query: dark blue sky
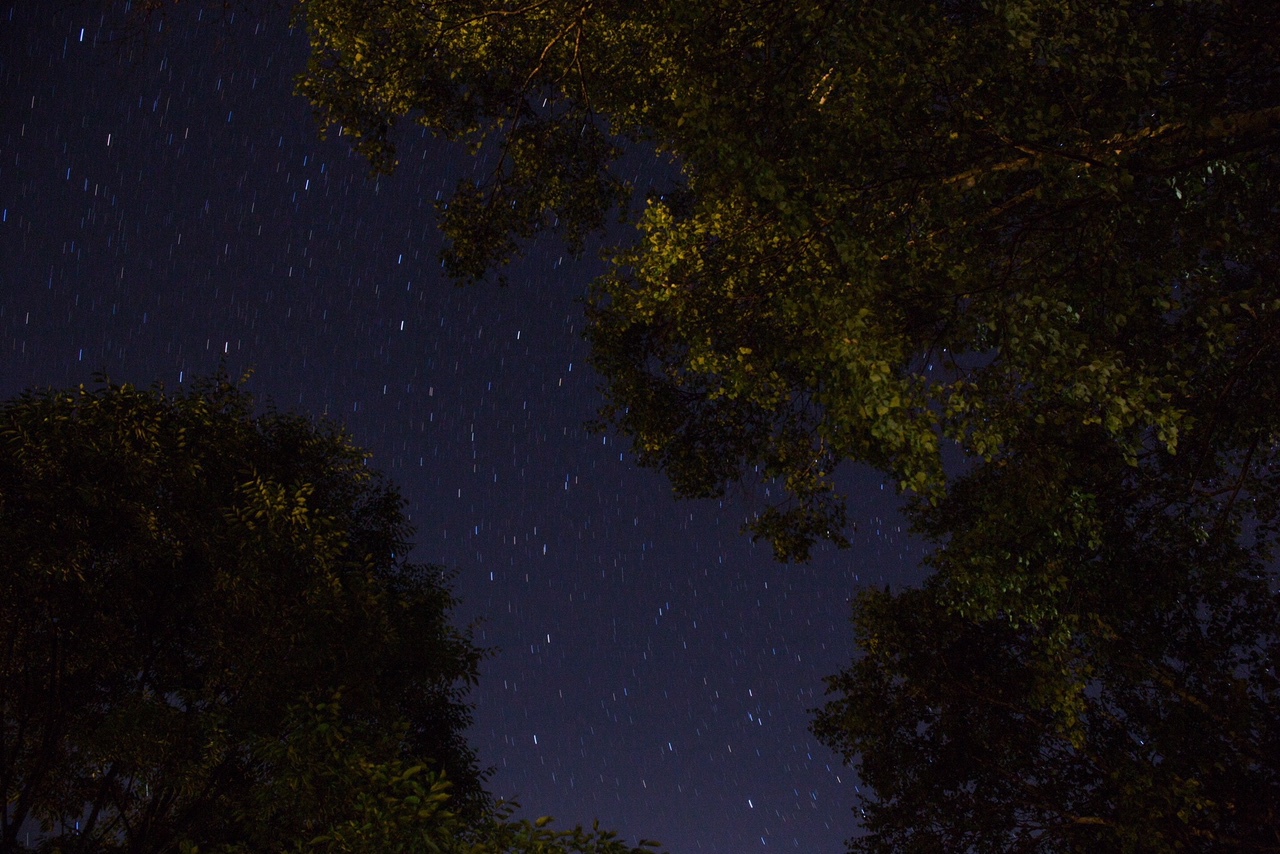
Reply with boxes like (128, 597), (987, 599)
(0, 3), (924, 850)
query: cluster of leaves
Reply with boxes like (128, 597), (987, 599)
(0, 376), (485, 851)
(297, 0), (634, 282)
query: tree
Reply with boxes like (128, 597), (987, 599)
(0, 375), (486, 851)
(281, 1), (1280, 847)
(813, 427), (1280, 851)
(799, 180), (1280, 848)
(296, 0), (1279, 557)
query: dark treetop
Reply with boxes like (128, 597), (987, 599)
(0, 377), (483, 849)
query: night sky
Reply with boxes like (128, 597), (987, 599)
(1, 3), (925, 850)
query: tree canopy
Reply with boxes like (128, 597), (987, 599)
(0, 375), (484, 849)
(814, 428), (1280, 850)
(298, 0), (1279, 558)
(285, 0), (1280, 848)
(0, 376), (662, 853)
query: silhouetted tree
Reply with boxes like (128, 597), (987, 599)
(815, 425), (1280, 850)
(0, 376), (484, 851)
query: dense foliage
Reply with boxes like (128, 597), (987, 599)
(0, 377), (486, 851)
(299, 0), (1279, 559)
(814, 427), (1280, 850)
(179, 0), (1280, 848)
